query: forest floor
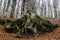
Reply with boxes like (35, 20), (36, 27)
(0, 17), (60, 40)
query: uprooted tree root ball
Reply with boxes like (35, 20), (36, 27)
(3, 15), (58, 38)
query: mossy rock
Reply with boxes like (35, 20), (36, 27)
(3, 15), (58, 38)
(4, 28), (18, 33)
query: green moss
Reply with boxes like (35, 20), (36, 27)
(3, 14), (58, 38)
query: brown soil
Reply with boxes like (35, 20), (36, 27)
(0, 18), (60, 40)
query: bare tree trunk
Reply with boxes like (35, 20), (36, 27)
(18, 0), (23, 18)
(0, 0), (60, 19)
(14, 0), (19, 19)
(0, 0), (4, 16)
